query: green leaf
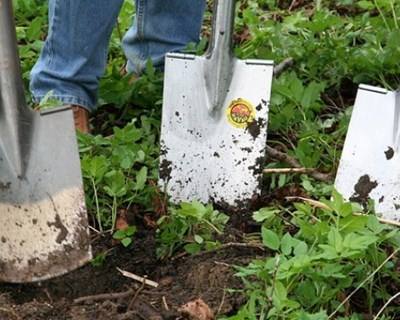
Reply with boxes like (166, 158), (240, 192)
(253, 208), (278, 222)
(26, 16), (43, 41)
(293, 241), (308, 256)
(125, 226), (137, 237)
(184, 243), (201, 254)
(135, 166), (148, 190)
(301, 81), (324, 110)
(280, 233), (294, 256)
(121, 237), (132, 247)
(262, 227), (280, 251)
(272, 281), (287, 309)
(194, 234), (204, 244)
(328, 229), (343, 252)
(104, 170), (127, 197)
(113, 230), (126, 240)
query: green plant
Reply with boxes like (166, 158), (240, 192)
(225, 190), (400, 319)
(79, 117), (159, 232)
(156, 201), (229, 258)
(113, 225), (137, 247)
(91, 252), (108, 268)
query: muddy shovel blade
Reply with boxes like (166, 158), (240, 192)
(0, 107), (92, 283)
(0, 0), (91, 283)
(159, 54), (273, 206)
(159, 0), (273, 207)
(335, 84), (400, 222)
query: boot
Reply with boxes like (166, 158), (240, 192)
(71, 105), (90, 133)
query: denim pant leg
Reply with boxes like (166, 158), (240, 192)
(123, 0), (206, 75)
(30, 0), (124, 111)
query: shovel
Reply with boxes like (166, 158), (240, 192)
(159, 0), (274, 207)
(0, 0), (92, 283)
(335, 84), (400, 222)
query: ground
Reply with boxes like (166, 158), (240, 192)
(0, 222), (261, 320)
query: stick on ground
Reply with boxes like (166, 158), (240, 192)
(117, 267), (159, 288)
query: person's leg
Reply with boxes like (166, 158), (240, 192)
(122, 0), (206, 75)
(30, 0), (124, 112)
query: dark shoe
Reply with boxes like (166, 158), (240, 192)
(71, 105), (90, 133)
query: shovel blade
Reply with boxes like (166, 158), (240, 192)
(159, 54), (273, 207)
(0, 107), (92, 283)
(335, 84), (400, 222)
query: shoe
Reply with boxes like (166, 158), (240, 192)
(71, 105), (90, 133)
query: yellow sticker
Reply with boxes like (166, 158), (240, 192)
(226, 98), (256, 128)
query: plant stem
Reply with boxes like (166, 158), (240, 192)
(373, 291), (400, 319)
(374, 0), (391, 31)
(91, 178), (103, 233)
(111, 196), (117, 233)
(328, 248), (400, 319)
(390, 0), (398, 29)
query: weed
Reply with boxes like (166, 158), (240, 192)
(113, 225), (137, 247)
(156, 201), (229, 258)
(224, 191), (400, 319)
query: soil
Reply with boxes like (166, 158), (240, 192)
(385, 147), (394, 160)
(350, 174), (378, 209)
(0, 224), (266, 320)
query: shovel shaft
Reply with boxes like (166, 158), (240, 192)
(206, 0), (236, 59)
(0, 0), (29, 114)
(0, 0), (34, 176)
(204, 0), (236, 113)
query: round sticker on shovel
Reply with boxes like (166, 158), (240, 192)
(226, 98), (256, 128)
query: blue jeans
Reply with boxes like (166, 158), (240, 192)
(30, 0), (206, 112)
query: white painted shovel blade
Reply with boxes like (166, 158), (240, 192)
(159, 53), (273, 207)
(335, 84), (400, 222)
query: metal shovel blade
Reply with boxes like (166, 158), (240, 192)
(0, 107), (92, 283)
(0, 0), (91, 283)
(159, 54), (273, 206)
(335, 84), (400, 222)
(0, 108), (91, 282)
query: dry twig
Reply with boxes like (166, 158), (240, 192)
(117, 267), (159, 288)
(266, 145), (334, 182)
(286, 196), (400, 228)
(264, 167), (316, 174)
(328, 248), (400, 319)
(162, 296), (170, 311)
(373, 291), (400, 320)
(0, 307), (21, 320)
(128, 279), (146, 310)
(74, 289), (134, 304)
(273, 57), (294, 77)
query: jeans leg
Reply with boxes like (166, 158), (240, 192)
(30, 0), (124, 111)
(122, 0), (206, 75)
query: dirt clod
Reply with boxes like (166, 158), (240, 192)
(385, 147), (394, 160)
(178, 298), (215, 320)
(159, 159), (173, 181)
(246, 118), (266, 140)
(350, 175), (378, 208)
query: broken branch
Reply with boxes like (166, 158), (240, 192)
(273, 57), (294, 78)
(263, 167), (315, 174)
(266, 145), (334, 182)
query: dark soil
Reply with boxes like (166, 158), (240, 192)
(350, 174), (378, 209)
(0, 226), (265, 320)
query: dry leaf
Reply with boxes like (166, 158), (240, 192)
(116, 209), (129, 230)
(178, 298), (215, 320)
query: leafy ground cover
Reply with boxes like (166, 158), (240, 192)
(2, 0), (400, 319)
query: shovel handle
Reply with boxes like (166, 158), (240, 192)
(0, 0), (29, 114)
(0, 0), (34, 176)
(203, 0), (236, 113)
(206, 0), (236, 59)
